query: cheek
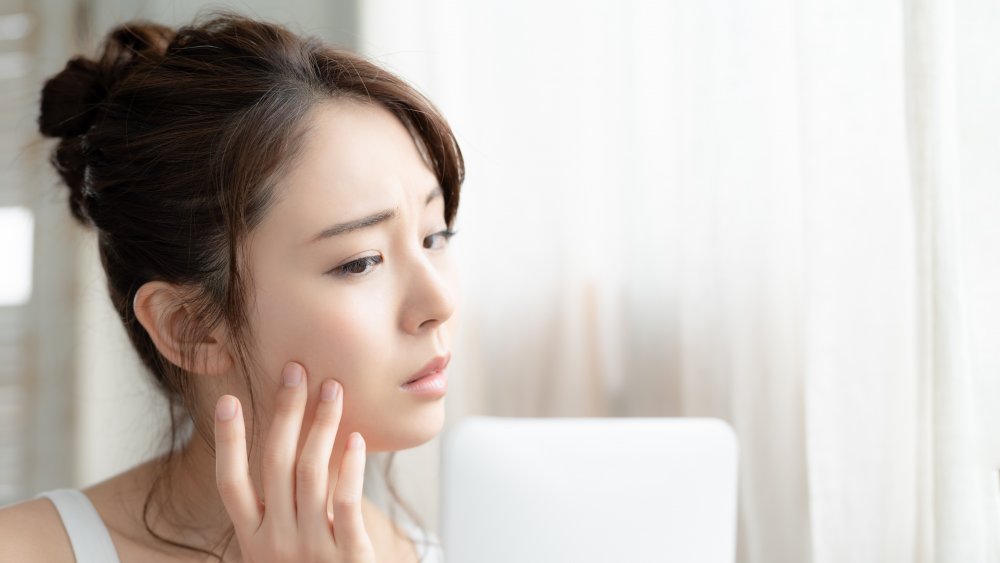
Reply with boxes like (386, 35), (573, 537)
(250, 282), (391, 389)
(299, 305), (385, 379)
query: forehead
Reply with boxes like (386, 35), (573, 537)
(261, 99), (440, 235)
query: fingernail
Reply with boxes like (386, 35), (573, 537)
(216, 396), (237, 421)
(349, 432), (364, 450)
(321, 380), (340, 402)
(283, 363), (303, 387)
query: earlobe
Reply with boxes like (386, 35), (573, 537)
(133, 281), (235, 376)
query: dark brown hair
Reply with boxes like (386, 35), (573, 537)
(38, 11), (463, 561)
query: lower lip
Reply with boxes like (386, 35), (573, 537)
(400, 370), (448, 397)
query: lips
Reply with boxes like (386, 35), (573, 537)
(403, 352), (451, 385)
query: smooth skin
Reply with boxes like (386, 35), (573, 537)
(0, 98), (458, 562)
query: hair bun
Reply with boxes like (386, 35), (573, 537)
(38, 22), (175, 139)
(38, 22), (176, 226)
(38, 56), (103, 138)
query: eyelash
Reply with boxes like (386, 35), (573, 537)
(329, 229), (458, 278)
(333, 255), (383, 277)
(424, 228), (458, 250)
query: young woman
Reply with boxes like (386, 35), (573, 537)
(0, 11), (462, 563)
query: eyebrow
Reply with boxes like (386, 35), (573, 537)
(310, 186), (443, 242)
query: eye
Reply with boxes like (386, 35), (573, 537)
(424, 229), (458, 250)
(329, 254), (383, 278)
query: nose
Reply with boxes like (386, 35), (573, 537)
(400, 251), (457, 334)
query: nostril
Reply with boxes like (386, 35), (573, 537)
(418, 318), (442, 330)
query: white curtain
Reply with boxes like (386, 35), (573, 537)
(359, 1), (1000, 561)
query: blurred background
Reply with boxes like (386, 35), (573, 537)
(1, 0), (998, 561)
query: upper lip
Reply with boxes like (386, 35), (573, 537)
(403, 352), (451, 385)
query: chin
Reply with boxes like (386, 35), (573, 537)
(365, 399), (446, 453)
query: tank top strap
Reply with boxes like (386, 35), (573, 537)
(35, 488), (121, 563)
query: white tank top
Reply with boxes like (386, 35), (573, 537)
(36, 489), (120, 563)
(36, 488), (445, 562)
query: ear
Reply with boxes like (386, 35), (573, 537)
(133, 281), (234, 376)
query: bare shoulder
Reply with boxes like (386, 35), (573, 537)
(0, 497), (74, 562)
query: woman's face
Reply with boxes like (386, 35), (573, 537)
(243, 99), (459, 453)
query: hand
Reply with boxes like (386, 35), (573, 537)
(213, 362), (376, 562)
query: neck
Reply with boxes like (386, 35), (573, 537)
(133, 421), (361, 560)
(136, 433), (243, 557)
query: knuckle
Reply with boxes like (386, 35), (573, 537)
(263, 526), (296, 559)
(295, 460), (324, 486)
(270, 544), (296, 561)
(272, 544), (295, 560)
(313, 402), (341, 425)
(332, 494), (359, 512)
(274, 391), (304, 416)
(260, 446), (288, 471)
(301, 546), (319, 562)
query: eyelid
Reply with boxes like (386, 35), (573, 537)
(423, 228), (455, 250)
(326, 228), (456, 278)
(426, 228), (458, 247)
(328, 254), (382, 278)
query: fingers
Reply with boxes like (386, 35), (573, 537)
(215, 365), (376, 561)
(214, 395), (262, 534)
(296, 379), (343, 541)
(260, 362), (309, 525)
(330, 432), (372, 551)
